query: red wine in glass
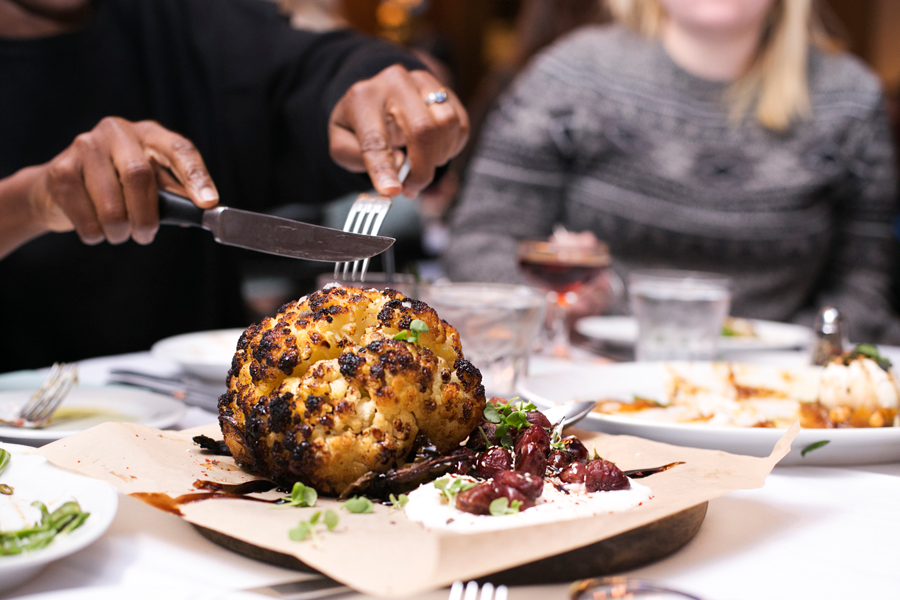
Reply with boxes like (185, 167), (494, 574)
(517, 242), (610, 294)
(517, 240), (612, 356)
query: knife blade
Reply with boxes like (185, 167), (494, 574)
(158, 189), (395, 262)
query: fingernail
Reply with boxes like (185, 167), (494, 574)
(200, 187), (218, 203)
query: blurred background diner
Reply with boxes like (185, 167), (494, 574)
(267, 0), (900, 350)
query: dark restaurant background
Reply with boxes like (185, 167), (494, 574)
(242, 0), (900, 319)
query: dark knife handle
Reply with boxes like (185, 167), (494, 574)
(158, 189), (205, 228)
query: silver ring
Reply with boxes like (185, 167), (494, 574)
(424, 89), (449, 106)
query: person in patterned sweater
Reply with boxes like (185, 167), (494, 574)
(444, 0), (900, 344)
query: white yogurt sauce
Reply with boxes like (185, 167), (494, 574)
(0, 493), (43, 533)
(404, 475), (653, 533)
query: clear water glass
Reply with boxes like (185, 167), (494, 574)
(424, 283), (546, 398)
(628, 270), (731, 362)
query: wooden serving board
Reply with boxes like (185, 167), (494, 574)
(193, 501), (707, 585)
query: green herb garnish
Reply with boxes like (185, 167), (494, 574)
(847, 344), (892, 371)
(483, 399), (539, 449)
(721, 324), (737, 337)
(288, 509), (339, 543)
(0, 448), (9, 476)
(800, 440), (830, 457)
(393, 319), (429, 344)
(283, 482), (317, 507)
(488, 497), (523, 516)
(342, 496), (374, 514)
(549, 420), (566, 451)
(434, 476), (477, 502)
(388, 493), (409, 510)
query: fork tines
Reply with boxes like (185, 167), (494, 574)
(19, 362), (78, 425)
(333, 193), (392, 283)
(448, 581), (508, 600)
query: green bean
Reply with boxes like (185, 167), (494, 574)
(0, 498), (90, 556)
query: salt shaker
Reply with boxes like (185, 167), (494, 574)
(812, 306), (844, 366)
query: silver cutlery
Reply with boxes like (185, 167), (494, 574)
(0, 362), (78, 428)
(242, 577), (355, 600)
(107, 369), (224, 412)
(158, 190), (395, 262)
(448, 581), (508, 600)
(538, 400), (596, 429)
(333, 158), (410, 282)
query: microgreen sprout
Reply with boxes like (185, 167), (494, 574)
(288, 509), (339, 543)
(488, 497), (523, 516)
(483, 398), (538, 449)
(393, 319), (429, 344)
(549, 420), (566, 451)
(591, 447), (602, 461)
(282, 482), (317, 507)
(342, 496), (374, 514)
(388, 493), (409, 510)
(434, 476), (477, 503)
(801, 440), (830, 457)
(846, 344), (892, 371)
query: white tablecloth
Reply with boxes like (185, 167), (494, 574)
(3, 352), (899, 600)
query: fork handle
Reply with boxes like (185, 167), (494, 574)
(158, 189), (206, 228)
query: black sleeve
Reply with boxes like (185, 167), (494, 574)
(119, 0), (426, 209)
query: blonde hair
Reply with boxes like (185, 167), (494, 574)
(606, 0), (841, 130)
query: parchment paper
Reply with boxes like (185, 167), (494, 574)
(39, 421), (799, 597)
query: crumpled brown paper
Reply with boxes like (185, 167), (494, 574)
(39, 421), (798, 597)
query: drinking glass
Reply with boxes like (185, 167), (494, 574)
(424, 283), (546, 398)
(628, 270), (731, 362)
(517, 240), (614, 356)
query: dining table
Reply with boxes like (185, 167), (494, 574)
(1, 345), (899, 600)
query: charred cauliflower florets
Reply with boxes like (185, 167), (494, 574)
(219, 285), (486, 494)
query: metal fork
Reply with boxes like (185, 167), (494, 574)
(448, 581), (508, 600)
(333, 158), (410, 283)
(2, 362), (78, 428)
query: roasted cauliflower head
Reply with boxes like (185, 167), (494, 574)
(219, 284), (486, 494)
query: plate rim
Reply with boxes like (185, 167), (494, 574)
(574, 316), (814, 351)
(0, 385), (186, 442)
(150, 327), (246, 368)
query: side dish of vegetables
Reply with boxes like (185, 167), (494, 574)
(0, 448), (91, 556)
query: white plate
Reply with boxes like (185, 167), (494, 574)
(575, 316), (814, 352)
(151, 328), (245, 381)
(0, 374), (186, 446)
(0, 443), (118, 592)
(15, 586), (271, 600)
(518, 362), (900, 466)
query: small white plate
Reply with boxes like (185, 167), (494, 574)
(575, 316), (814, 352)
(14, 586), (270, 600)
(518, 362), (900, 466)
(0, 443), (118, 593)
(151, 328), (245, 381)
(0, 375), (186, 446)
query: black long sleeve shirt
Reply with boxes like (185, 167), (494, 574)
(0, 0), (423, 370)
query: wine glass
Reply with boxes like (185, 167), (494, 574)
(516, 238), (613, 357)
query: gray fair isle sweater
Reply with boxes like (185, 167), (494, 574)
(444, 25), (900, 344)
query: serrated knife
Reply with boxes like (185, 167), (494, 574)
(158, 189), (394, 262)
